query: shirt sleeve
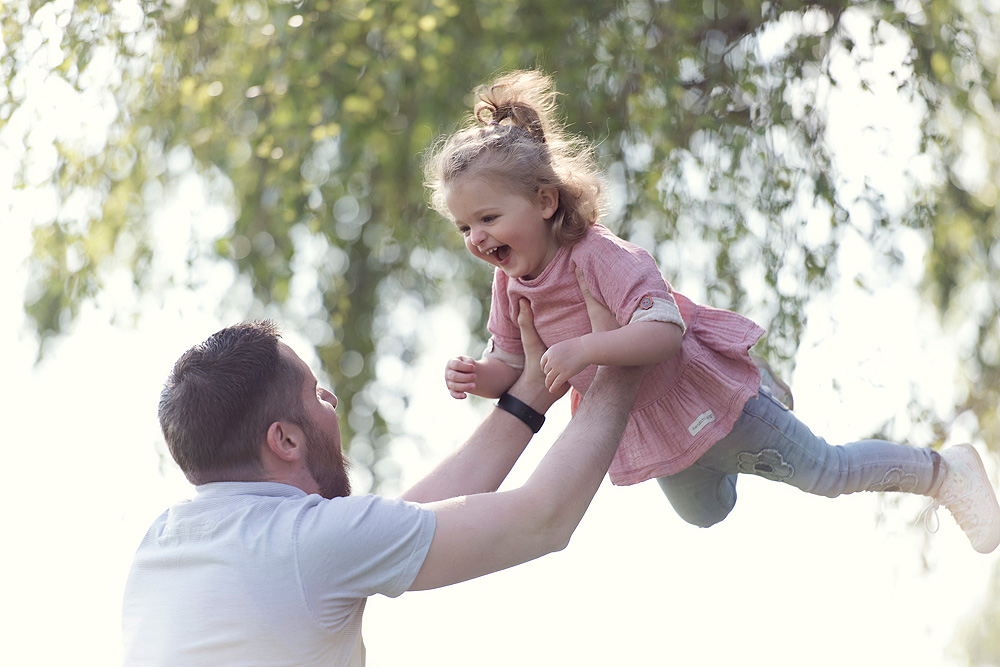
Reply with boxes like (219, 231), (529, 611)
(486, 268), (524, 358)
(574, 231), (686, 333)
(482, 336), (525, 370)
(627, 295), (686, 333)
(295, 495), (436, 628)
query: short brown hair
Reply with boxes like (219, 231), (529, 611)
(158, 320), (306, 484)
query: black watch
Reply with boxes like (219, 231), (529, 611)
(496, 392), (546, 433)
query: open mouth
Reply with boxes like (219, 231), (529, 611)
(485, 245), (511, 263)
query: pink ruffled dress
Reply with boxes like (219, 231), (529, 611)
(484, 224), (764, 485)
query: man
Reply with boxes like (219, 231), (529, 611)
(122, 282), (645, 666)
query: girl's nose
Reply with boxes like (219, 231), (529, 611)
(468, 226), (487, 246)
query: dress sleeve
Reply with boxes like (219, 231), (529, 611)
(485, 268), (525, 358)
(627, 296), (686, 333)
(573, 232), (686, 333)
(482, 336), (526, 370)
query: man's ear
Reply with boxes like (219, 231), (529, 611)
(265, 421), (305, 462)
(537, 187), (559, 220)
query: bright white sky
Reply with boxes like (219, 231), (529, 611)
(2, 4), (998, 665)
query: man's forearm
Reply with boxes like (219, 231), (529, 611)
(406, 363), (643, 591)
(516, 364), (644, 548)
(400, 374), (558, 504)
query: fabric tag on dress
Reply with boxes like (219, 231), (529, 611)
(688, 410), (715, 436)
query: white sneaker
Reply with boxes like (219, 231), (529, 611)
(918, 444), (1000, 554)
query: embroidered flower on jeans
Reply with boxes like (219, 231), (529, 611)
(737, 449), (794, 482)
(866, 468), (918, 493)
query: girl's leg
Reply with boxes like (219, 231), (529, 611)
(655, 385), (940, 527)
(656, 465), (737, 528)
(655, 385), (999, 551)
(694, 385), (999, 552)
(700, 385), (944, 498)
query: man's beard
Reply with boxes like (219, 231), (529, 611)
(302, 418), (352, 499)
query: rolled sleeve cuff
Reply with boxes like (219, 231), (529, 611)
(483, 337), (525, 370)
(629, 296), (686, 334)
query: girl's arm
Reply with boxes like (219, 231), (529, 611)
(541, 319), (682, 393)
(445, 354), (522, 399)
(580, 320), (683, 365)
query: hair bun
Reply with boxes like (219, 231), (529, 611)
(476, 101), (546, 143)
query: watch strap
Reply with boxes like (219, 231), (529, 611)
(496, 392), (545, 433)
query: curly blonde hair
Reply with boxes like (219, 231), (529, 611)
(424, 70), (604, 247)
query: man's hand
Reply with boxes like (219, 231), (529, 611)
(575, 266), (618, 334)
(540, 267), (620, 393)
(517, 298), (569, 400)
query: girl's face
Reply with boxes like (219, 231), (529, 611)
(445, 175), (560, 280)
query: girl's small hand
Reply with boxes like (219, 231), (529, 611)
(540, 338), (589, 394)
(445, 356), (478, 399)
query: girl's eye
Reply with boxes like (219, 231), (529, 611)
(457, 225), (470, 235)
(481, 215), (496, 223)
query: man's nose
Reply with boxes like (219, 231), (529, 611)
(321, 388), (338, 408)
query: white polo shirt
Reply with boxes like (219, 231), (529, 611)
(122, 482), (435, 666)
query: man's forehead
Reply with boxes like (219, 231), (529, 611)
(278, 342), (316, 381)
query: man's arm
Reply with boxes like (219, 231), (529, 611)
(407, 286), (645, 591)
(400, 375), (557, 504)
(408, 360), (642, 590)
(402, 304), (563, 504)
(404, 268), (618, 504)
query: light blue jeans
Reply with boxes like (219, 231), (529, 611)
(656, 385), (944, 527)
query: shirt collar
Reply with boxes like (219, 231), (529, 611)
(194, 481), (308, 500)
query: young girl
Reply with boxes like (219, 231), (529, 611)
(424, 70), (1000, 554)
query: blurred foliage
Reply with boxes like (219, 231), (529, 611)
(3, 0), (1000, 497)
(955, 561), (1000, 664)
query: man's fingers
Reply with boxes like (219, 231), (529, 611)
(517, 298), (543, 354)
(516, 298), (534, 332)
(574, 265), (617, 333)
(575, 266), (593, 302)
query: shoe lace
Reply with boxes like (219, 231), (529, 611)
(917, 488), (982, 535)
(916, 501), (942, 534)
